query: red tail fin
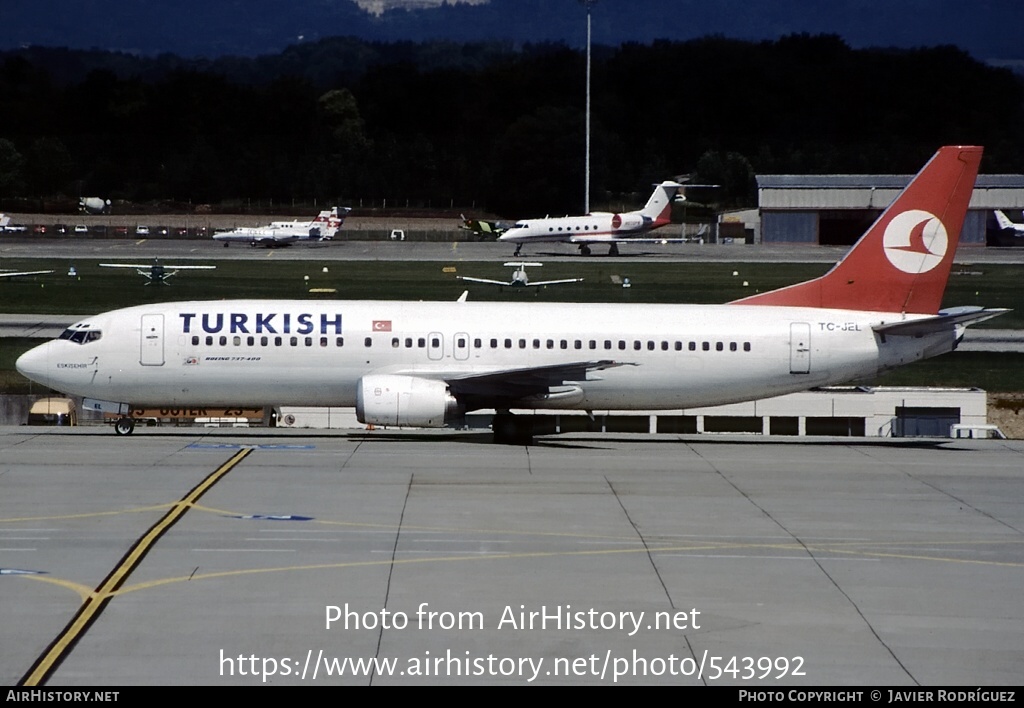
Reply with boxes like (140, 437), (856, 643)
(732, 146), (982, 314)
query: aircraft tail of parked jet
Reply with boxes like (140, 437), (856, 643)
(638, 179), (685, 228)
(733, 145), (982, 315)
(993, 209), (1024, 234)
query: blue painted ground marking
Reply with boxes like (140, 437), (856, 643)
(1, 568), (47, 575)
(227, 515), (315, 521)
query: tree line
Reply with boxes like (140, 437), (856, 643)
(1, 34), (1022, 217)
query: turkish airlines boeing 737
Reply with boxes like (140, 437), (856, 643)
(16, 146), (1004, 443)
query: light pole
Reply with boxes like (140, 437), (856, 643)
(580, 0), (597, 215)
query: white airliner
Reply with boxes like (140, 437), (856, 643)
(16, 146), (1005, 442)
(457, 262), (583, 287)
(212, 207), (350, 247)
(993, 209), (1024, 236)
(498, 181), (685, 256)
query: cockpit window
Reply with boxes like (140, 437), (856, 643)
(58, 328), (102, 344)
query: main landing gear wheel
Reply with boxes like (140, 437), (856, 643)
(608, 243), (620, 256)
(114, 417), (136, 436)
(578, 244), (592, 256)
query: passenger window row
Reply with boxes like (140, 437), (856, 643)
(190, 334), (753, 353)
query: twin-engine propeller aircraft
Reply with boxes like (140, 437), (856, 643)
(212, 207), (350, 247)
(457, 262), (583, 288)
(17, 147), (1006, 443)
(498, 180), (686, 256)
(99, 259), (216, 285)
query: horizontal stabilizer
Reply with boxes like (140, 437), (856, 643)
(872, 307), (1010, 337)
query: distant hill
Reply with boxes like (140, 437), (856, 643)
(2, 0), (1022, 62)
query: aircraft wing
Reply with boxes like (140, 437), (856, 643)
(525, 278), (584, 286)
(213, 231), (297, 245)
(442, 360), (628, 405)
(99, 263), (215, 269)
(0, 269), (55, 278)
(567, 234), (689, 244)
(456, 276), (514, 286)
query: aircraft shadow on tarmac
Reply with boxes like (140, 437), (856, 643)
(22, 428), (974, 452)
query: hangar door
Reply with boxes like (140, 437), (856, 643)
(893, 407), (960, 437)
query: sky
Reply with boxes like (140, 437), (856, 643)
(2, 0), (1022, 63)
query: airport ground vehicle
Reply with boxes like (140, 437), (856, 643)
(26, 397), (78, 426)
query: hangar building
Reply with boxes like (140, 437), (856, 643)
(757, 173), (1024, 246)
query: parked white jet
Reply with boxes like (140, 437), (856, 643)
(213, 207), (350, 247)
(457, 262), (583, 287)
(17, 146), (1004, 443)
(498, 181), (685, 256)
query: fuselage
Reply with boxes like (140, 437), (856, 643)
(498, 211), (661, 245)
(212, 221), (322, 245)
(15, 299), (953, 414)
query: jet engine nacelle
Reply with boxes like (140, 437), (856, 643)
(356, 374), (462, 428)
(610, 213), (645, 230)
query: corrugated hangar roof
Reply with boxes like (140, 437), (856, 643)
(757, 174), (1024, 210)
(757, 175), (1024, 189)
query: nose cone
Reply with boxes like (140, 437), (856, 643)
(16, 343), (50, 386)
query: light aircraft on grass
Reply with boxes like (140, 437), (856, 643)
(16, 146), (1005, 443)
(498, 180), (687, 257)
(457, 262), (583, 288)
(0, 268), (54, 279)
(0, 250), (54, 279)
(99, 260), (216, 285)
(212, 207), (350, 247)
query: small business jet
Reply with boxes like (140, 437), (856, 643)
(16, 147), (1005, 443)
(498, 180), (686, 256)
(99, 259), (216, 285)
(457, 262), (583, 288)
(213, 207), (350, 247)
